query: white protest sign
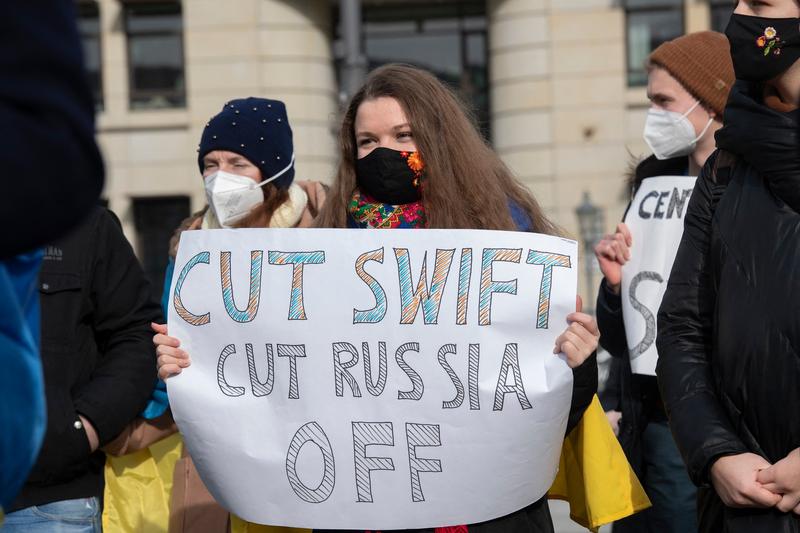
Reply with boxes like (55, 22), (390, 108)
(167, 228), (578, 530)
(622, 176), (696, 376)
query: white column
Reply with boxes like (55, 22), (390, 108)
(255, 0), (339, 184)
(488, 0), (554, 218)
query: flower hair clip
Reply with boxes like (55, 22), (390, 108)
(757, 27), (782, 56)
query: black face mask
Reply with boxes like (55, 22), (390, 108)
(726, 13), (800, 82)
(355, 147), (424, 205)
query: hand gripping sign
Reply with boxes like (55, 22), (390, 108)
(621, 176), (697, 376)
(167, 228), (578, 530)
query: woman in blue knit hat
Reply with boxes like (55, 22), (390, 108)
(104, 97), (323, 533)
(188, 96), (325, 231)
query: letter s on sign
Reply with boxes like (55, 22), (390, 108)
(628, 271), (663, 359)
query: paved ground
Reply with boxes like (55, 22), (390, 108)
(549, 500), (611, 533)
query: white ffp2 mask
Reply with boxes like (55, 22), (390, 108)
(203, 154), (295, 228)
(643, 101), (713, 160)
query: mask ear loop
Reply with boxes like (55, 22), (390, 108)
(257, 153), (296, 188)
(694, 115), (715, 144)
(680, 99), (701, 119)
(682, 99), (715, 144)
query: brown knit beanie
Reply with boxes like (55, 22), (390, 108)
(649, 31), (734, 116)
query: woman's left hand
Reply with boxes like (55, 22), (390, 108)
(554, 296), (600, 368)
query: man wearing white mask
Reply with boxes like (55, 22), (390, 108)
(594, 31), (734, 533)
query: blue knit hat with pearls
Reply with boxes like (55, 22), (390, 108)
(198, 97), (295, 189)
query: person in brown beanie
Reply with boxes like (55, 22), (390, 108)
(593, 31), (734, 533)
(644, 31), (733, 175)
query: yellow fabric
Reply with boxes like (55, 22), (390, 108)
(103, 433), (183, 532)
(548, 396), (651, 532)
(230, 515), (309, 533)
(102, 433), (308, 533)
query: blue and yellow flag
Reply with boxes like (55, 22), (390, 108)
(548, 396), (651, 531)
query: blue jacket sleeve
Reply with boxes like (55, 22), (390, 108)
(0, 253), (46, 509)
(141, 258), (176, 420)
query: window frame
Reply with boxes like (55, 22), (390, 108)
(624, 0), (685, 87)
(77, 0), (104, 111)
(131, 195), (191, 302)
(123, 1), (187, 110)
(335, 0), (491, 139)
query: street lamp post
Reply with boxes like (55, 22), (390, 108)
(574, 191), (604, 314)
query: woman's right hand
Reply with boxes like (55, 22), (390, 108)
(152, 322), (191, 380)
(593, 222), (632, 294)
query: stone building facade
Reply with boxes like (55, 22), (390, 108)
(79, 0), (728, 298)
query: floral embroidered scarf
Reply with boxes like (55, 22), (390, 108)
(347, 189), (427, 229)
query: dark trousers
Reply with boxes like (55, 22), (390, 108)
(613, 420), (697, 533)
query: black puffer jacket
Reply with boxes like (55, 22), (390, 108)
(596, 154), (687, 477)
(656, 81), (800, 532)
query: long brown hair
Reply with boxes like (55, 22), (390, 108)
(316, 64), (559, 235)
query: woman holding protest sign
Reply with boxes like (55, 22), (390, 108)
(315, 63), (601, 532)
(104, 97), (323, 533)
(594, 32), (734, 533)
(657, 1), (800, 531)
(155, 64), (600, 533)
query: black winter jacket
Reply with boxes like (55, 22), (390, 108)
(657, 81), (800, 532)
(596, 154), (687, 476)
(11, 208), (162, 510)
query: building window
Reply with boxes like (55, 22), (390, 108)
(124, 2), (186, 110)
(77, 1), (103, 111)
(335, 1), (490, 139)
(710, 0), (734, 32)
(625, 0), (684, 86)
(132, 196), (191, 302)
